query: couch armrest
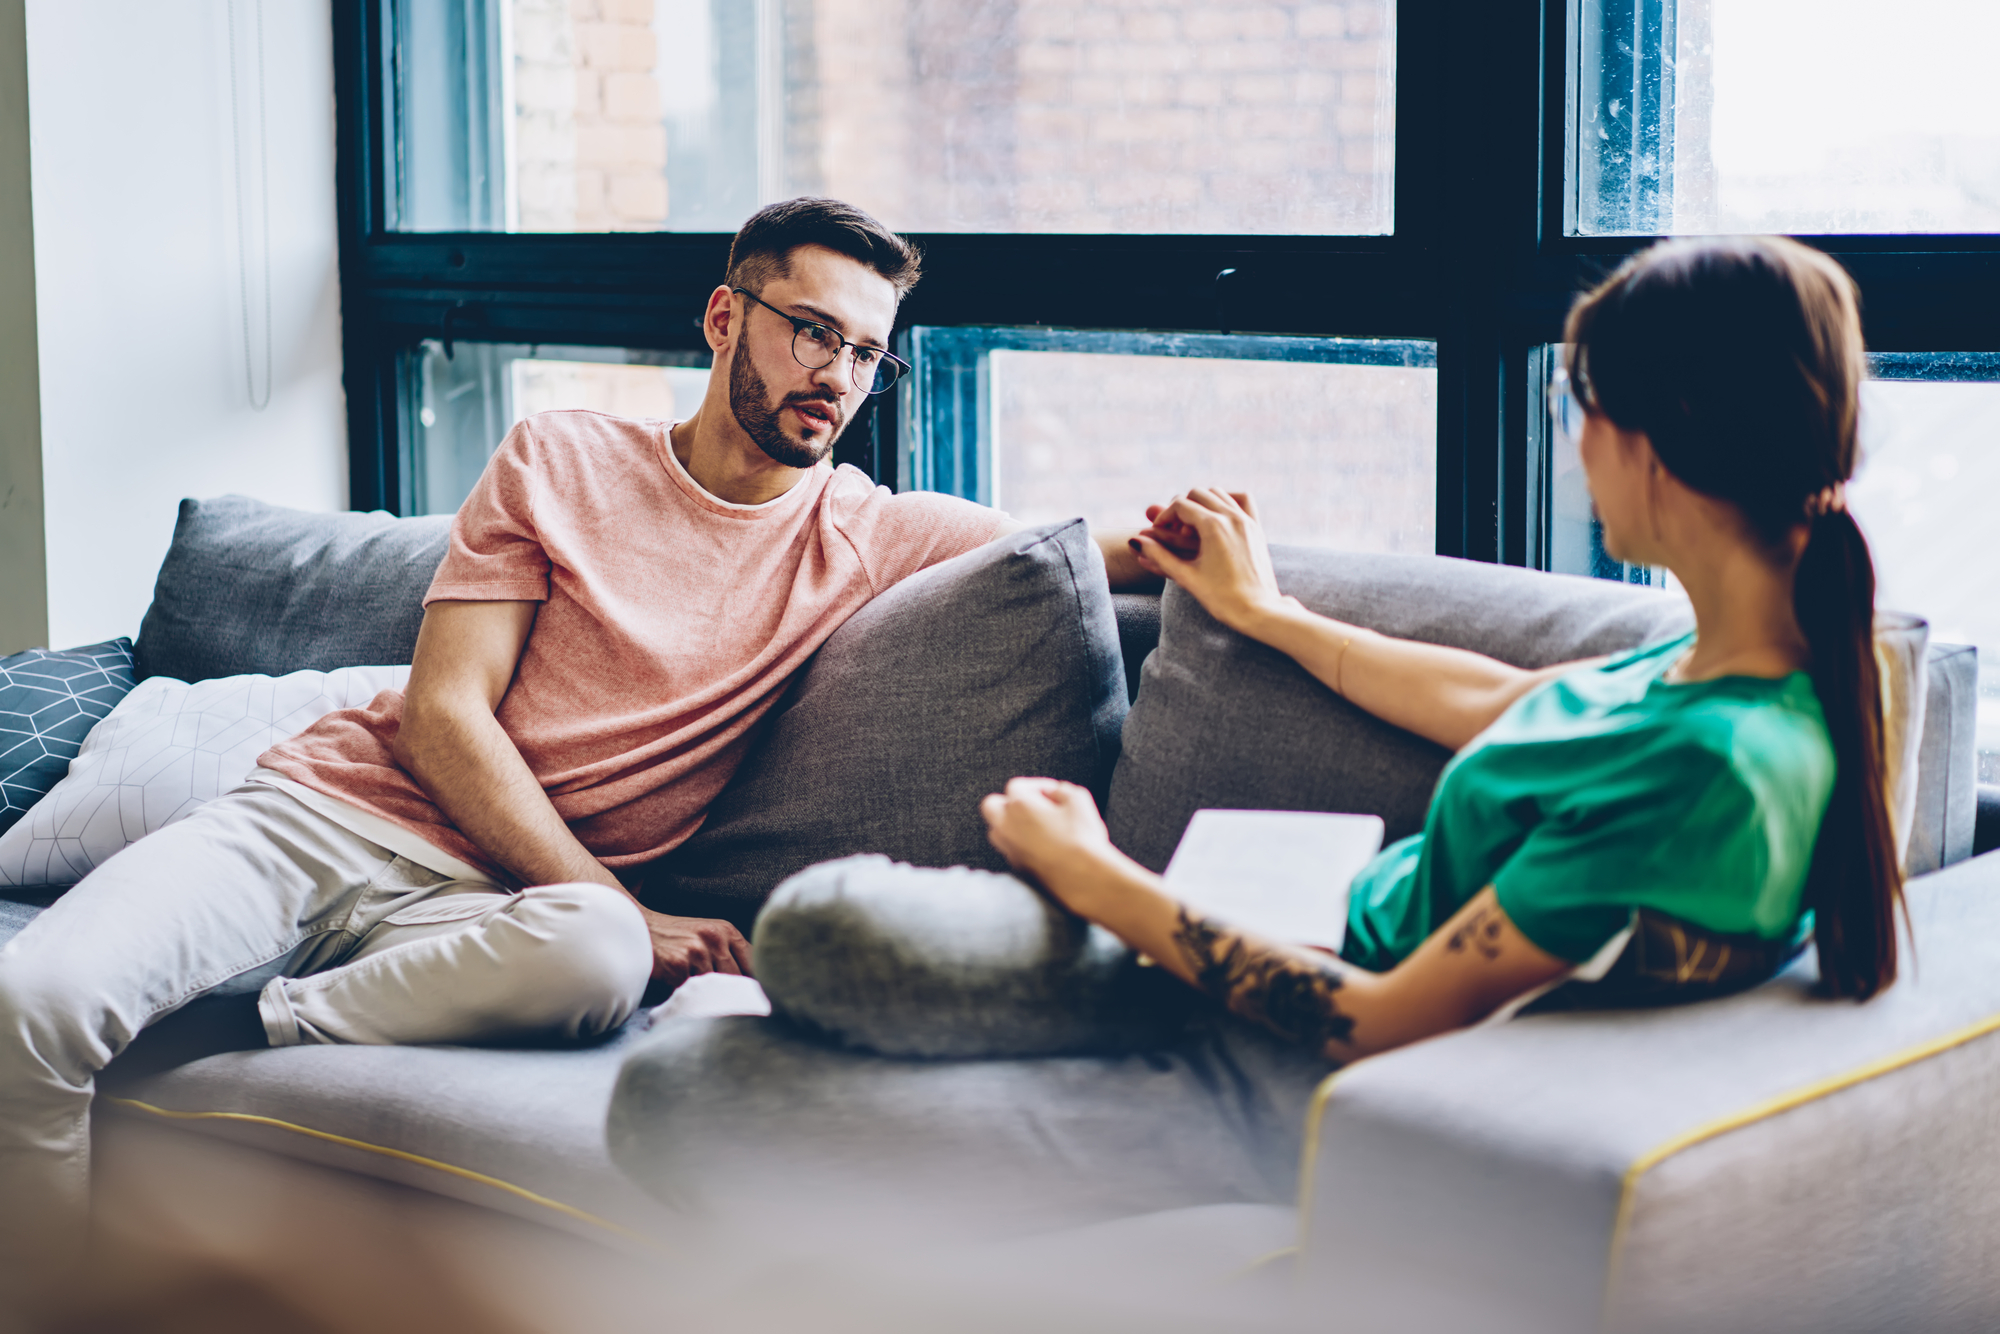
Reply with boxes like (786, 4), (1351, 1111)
(1294, 852), (2000, 1334)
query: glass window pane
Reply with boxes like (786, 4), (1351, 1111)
(406, 340), (711, 515)
(905, 329), (1435, 551)
(1574, 0), (2000, 235)
(393, 0), (1396, 235)
(1849, 360), (2000, 783)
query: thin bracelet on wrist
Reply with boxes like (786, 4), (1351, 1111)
(1334, 634), (1355, 697)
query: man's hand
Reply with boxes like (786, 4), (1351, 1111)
(642, 908), (755, 987)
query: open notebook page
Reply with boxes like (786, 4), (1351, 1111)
(1161, 809), (1385, 953)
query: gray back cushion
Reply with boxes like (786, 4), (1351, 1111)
(134, 496), (452, 683)
(644, 520), (1127, 931)
(1108, 550), (1695, 872)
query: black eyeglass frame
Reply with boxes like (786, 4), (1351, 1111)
(730, 286), (911, 395)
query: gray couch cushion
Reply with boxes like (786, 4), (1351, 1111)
(643, 520), (1126, 932)
(753, 855), (1197, 1059)
(606, 1008), (1331, 1237)
(134, 496), (451, 683)
(1108, 550), (1695, 872)
(1111, 592), (1162, 704)
(95, 1024), (681, 1245)
(1909, 642), (1979, 873)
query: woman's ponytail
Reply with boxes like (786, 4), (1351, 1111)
(1795, 506), (1902, 998)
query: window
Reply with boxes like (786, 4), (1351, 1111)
(1573, 0), (2000, 235)
(904, 328), (1434, 549)
(388, 0), (1397, 235)
(337, 0), (2000, 628)
(1850, 356), (2000, 781)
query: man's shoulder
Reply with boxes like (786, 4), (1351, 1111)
(820, 465), (992, 528)
(504, 410), (668, 491)
(516, 409), (666, 452)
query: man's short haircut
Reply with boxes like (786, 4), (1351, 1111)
(724, 198), (922, 302)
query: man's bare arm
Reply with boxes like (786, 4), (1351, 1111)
(392, 600), (611, 889)
(391, 600), (751, 983)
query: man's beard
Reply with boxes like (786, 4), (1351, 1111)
(729, 348), (844, 468)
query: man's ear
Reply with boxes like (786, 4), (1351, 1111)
(703, 285), (737, 354)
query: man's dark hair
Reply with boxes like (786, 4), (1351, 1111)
(724, 198), (922, 300)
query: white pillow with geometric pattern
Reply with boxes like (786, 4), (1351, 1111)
(0, 665), (408, 887)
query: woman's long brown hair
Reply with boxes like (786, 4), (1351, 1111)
(1564, 236), (1901, 1000)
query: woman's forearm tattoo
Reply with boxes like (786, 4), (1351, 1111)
(1171, 908), (1356, 1049)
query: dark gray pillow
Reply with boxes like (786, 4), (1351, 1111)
(644, 520), (1127, 932)
(753, 855), (1196, 1059)
(1107, 550), (1694, 873)
(134, 496), (452, 683)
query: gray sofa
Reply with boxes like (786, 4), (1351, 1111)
(1, 494), (1991, 1332)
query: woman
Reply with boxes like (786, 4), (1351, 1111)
(981, 235), (1902, 1065)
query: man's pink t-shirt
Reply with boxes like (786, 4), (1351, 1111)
(258, 410), (1006, 881)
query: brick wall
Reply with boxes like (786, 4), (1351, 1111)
(512, 0), (669, 232)
(799, 0), (1395, 233)
(506, 0), (1395, 235)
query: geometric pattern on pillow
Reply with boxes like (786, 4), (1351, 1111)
(0, 638), (137, 838)
(0, 664), (408, 888)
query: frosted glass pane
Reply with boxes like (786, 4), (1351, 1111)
(990, 351), (1435, 551)
(401, 0), (1397, 235)
(1576, 0), (2000, 235)
(1850, 378), (2000, 781)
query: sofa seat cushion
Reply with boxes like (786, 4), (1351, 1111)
(642, 519), (1127, 932)
(1296, 852), (2000, 1334)
(135, 496), (451, 684)
(606, 1009), (1333, 1238)
(96, 1024), (683, 1247)
(1108, 550), (1695, 873)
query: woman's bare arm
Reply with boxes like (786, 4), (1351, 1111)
(982, 779), (1571, 1062)
(1131, 488), (1600, 752)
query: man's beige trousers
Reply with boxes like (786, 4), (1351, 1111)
(0, 782), (652, 1309)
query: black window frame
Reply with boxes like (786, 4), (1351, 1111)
(333, 0), (2000, 567)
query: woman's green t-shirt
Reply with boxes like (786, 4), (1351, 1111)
(1341, 634), (1837, 971)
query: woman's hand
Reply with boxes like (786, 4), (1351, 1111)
(1129, 489), (1290, 635)
(979, 777), (1117, 913)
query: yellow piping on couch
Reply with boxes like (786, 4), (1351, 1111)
(105, 1095), (659, 1250)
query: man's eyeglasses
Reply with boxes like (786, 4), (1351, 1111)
(732, 287), (910, 395)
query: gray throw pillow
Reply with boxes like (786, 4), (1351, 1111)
(1107, 550), (1694, 873)
(135, 496), (452, 683)
(644, 520), (1127, 930)
(753, 855), (1197, 1059)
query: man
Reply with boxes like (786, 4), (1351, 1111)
(0, 197), (1156, 1301)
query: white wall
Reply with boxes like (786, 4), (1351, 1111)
(27, 0), (346, 649)
(0, 0), (47, 655)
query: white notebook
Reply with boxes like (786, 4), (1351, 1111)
(1161, 809), (1386, 952)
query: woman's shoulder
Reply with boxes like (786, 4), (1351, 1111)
(1649, 675), (1835, 799)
